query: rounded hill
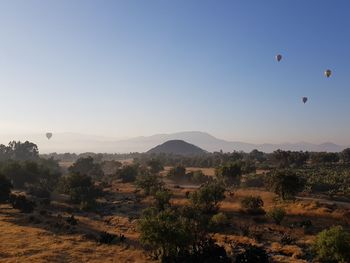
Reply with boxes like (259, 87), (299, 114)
(147, 140), (206, 156)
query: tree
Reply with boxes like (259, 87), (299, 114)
(7, 141), (39, 161)
(68, 156), (104, 180)
(58, 173), (100, 206)
(154, 189), (172, 211)
(167, 165), (186, 180)
(117, 165), (139, 183)
(147, 159), (164, 174)
(314, 226), (350, 263)
(340, 148), (350, 163)
(265, 170), (305, 200)
(138, 207), (193, 260)
(190, 181), (225, 214)
(240, 195), (264, 214)
(135, 171), (163, 195)
(249, 149), (266, 163)
(267, 207), (286, 225)
(0, 173), (12, 202)
(215, 162), (242, 186)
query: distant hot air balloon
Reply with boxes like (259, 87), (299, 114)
(275, 54), (282, 62)
(302, 97), (308, 104)
(325, 69), (332, 78)
(46, 132), (53, 140)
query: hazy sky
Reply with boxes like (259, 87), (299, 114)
(1, 1), (350, 144)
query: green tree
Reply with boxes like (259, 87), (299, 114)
(167, 165), (186, 180)
(68, 156), (104, 180)
(147, 159), (164, 174)
(58, 173), (100, 206)
(215, 162), (242, 186)
(190, 181), (225, 214)
(138, 207), (193, 260)
(154, 189), (172, 211)
(265, 170), (305, 200)
(0, 173), (12, 202)
(314, 226), (350, 263)
(135, 171), (163, 195)
(117, 165), (139, 183)
(340, 148), (350, 163)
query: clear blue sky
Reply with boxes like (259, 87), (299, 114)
(0, 0), (350, 144)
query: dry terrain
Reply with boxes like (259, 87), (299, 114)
(1, 167), (350, 262)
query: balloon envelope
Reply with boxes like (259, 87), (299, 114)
(325, 69), (332, 78)
(276, 54), (282, 62)
(46, 133), (53, 140)
(302, 97), (308, 104)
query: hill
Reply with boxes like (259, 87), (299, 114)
(147, 140), (206, 156)
(0, 131), (346, 153)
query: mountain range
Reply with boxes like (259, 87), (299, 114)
(0, 131), (346, 153)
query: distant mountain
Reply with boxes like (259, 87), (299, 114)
(147, 140), (206, 156)
(0, 131), (346, 153)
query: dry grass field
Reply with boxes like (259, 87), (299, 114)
(1, 165), (350, 263)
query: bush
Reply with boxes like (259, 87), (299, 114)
(240, 195), (264, 214)
(265, 169), (305, 200)
(268, 207), (286, 225)
(58, 173), (101, 208)
(0, 173), (12, 202)
(314, 226), (350, 263)
(135, 171), (163, 196)
(190, 181), (226, 214)
(215, 162), (242, 186)
(138, 207), (193, 260)
(10, 194), (35, 213)
(98, 232), (126, 244)
(154, 188), (172, 211)
(210, 212), (229, 230)
(117, 165), (139, 183)
(234, 244), (269, 263)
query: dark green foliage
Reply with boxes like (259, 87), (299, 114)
(0, 158), (61, 191)
(314, 226), (350, 263)
(147, 159), (164, 174)
(154, 188), (172, 211)
(68, 156), (104, 180)
(135, 171), (163, 196)
(189, 181), (225, 214)
(0, 141), (39, 161)
(58, 173), (101, 207)
(66, 215), (78, 225)
(310, 152), (340, 164)
(271, 150), (309, 168)
(265, 169), (305, 200)
(0, 173), (12, 202)
(268, 207), (286, 225)
(162, 237), (231, 263)
(240, 195), (264, 214)
(98, 231), (126, 244)
(10, 194), (35, 213)
(340, 148), (350, 163)
(234, 244), (269, 263)
(167, 165), (186, 179)
(281, 233), (295, 245)
(216, 162), (242, 186)
(139, 207), (193, 260)
(242, 173), (265, 188)
(117, 165), (139, 183)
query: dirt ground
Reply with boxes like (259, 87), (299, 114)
(1, 173), (350, 262)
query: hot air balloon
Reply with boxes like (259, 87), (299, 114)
(46, 132), (53, 140)
(302, 97), (308, 104)
(275, 54), (282, 62)
(325, 69), (332, 78)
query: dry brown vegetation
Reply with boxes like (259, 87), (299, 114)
(1, 164), (350, 262)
